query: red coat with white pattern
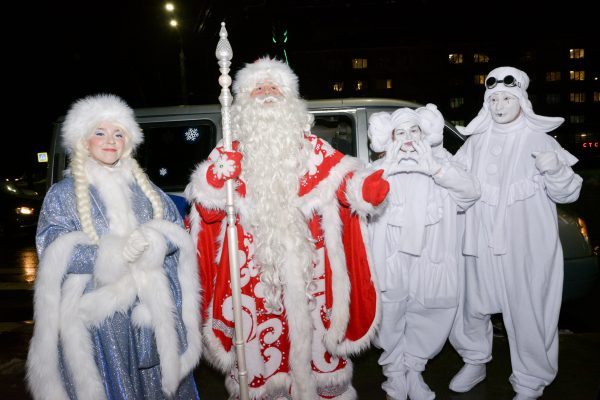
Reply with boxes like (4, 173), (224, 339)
(185, 134), (381, 399)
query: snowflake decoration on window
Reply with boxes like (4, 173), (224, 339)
(159, 167), (168, 177)
(184, 128), (200, 142)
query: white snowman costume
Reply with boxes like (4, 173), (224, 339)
(368, 104), (480, 400)
(449, 66), (583, 400)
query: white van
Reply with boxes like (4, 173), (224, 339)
(47, 98), (464, 202)
(47, 97), (597, 302)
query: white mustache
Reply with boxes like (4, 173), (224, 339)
(254, 95), (281, 104)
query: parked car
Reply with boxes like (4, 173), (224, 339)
(46, 98), (599, 302)
(0, 178), (43, 238)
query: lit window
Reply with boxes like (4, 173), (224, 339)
(474, 74), (486, 85)
(546, 93), (561, 104)
(570, 115), (585, 124)
(594, 92), (600, 102)
(574, 132), (598, 143)
(473, 53), (489, 63)
(546, 71), (561, 81)
(449, 53), (463, 64)
(352, 58), (368, 69)
(569, 92), (586, 103)
(355, 80), (365, 91)
(569, 48), (585, 59)
(570, 71), (585, 81)
(450, 97), (464, 109)
(332, 82), (344, 92)
(451, 120), (465, 126)
(375, 79), (393, 90)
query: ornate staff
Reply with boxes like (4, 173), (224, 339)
(215, 22), (250, 400)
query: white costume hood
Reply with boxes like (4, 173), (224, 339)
(368, 103), (445, 153)
(461, 66), (564, 136)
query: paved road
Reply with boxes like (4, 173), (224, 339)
(2, 322), (599, 399)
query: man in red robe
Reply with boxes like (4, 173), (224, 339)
(185, 57), (388, 399)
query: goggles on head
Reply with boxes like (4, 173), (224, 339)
(485, 75), (520, 89)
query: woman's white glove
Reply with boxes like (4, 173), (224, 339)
(123, 229), (149, 263)
(532, 151), (562, 175)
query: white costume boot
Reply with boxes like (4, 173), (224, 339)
(406, 369), (435, 400)
(382, 369), (408, 400)
(449, 363), (486, 392)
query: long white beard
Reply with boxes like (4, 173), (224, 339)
(232, 95), (317, 314)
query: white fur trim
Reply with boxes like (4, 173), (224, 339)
(26, 231), (91, 400)
(131, 303), (153, 327)
(93, 234), (129, 285)
(282, 251), (318, 399)
(60, 274), (107, 399)
(233, 57), (299, 98)
(201, 307), (237, 372)
(62, 93), (143, 154)
(333, 218), (381, 356)
(146, 219), (203, 378)
(345, 167), (386, 218)
(131, 227), (181, 396)
(298, 156), (382, 356)
(185, 159), (229, 210)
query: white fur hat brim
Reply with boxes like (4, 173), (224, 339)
(232, 57), (299, 97)
(61, 93), (143, 153)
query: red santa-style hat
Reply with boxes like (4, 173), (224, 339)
(232, 57), (299, 97)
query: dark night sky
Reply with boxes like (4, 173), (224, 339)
(3, 0), (593, 178)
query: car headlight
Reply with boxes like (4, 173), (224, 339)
(577, 217), (589, 243)
(16, 206), (35, 215)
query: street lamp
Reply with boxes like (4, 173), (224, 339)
(164, 2), (188, 104)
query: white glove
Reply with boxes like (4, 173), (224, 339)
(532, 151), (562, 174)
(122, 229), (149, 263)
(380, 139), (406, 178)
(412, 140), (443, 176)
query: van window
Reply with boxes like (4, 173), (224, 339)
(312, 115), (356, 156)
(136, 120), (216, 192)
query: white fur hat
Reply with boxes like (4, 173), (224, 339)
(232, 57), (299, 97)
(61, 93), (143, 153)
(462, 66), (563, 135)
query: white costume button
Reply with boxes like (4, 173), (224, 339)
(486, 164), (498, 174)
(490, 145), (503, 156)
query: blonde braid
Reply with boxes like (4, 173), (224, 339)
(72, 142), (99, 243)
(130, 158), (163, 220)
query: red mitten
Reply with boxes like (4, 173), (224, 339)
(206, 150), (243, 188)
(362, 169), (389, 206)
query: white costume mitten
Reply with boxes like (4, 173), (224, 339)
(532, 151), (562, 175)
(123, 229), (149, 263)
(411, 140), (442, 176)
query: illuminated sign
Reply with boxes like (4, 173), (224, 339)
(37, 152), (48, 162)
(582, 142), (599, 148)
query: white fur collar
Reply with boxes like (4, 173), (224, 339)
(86, 158), (139, 235)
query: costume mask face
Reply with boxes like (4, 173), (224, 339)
(393, 121), (422, 152)
(251, 81), (283, 104)
(86, 122), (126, 166)
(489, 91), (521, 124)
